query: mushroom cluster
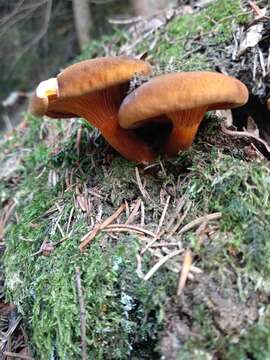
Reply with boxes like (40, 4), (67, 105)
(29, 57), (249, 163)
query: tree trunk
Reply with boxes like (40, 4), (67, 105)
(133, 0), (153, 17)
(72, 0), (92, 50)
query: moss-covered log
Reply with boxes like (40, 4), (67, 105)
(2, 0), (270, 359)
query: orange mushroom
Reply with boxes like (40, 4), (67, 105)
(28, 56), (155, 163)
(267, 98), (270, 110)
(118, 72), (249, 156)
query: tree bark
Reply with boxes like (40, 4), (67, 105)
(72, 0), (92, 50)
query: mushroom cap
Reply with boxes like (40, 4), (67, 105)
(57, 56), (152, 98)
(28, 93), (79, 118)
(28, 56), (152, 117)
(267, 98), (270, 110)
(28, 94), (48, 117)
(118, 72), (249, 129)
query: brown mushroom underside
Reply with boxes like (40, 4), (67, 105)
(47, 85), (155, 162)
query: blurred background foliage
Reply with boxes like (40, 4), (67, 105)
(0, 0), (178, 98)
(0, 0), (180, 131)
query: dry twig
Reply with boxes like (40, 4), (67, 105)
(125, 199), (141, 224)
(160, 195), (186, 236)
(140, 200), (145, 227)
(135, 167), (150, 199)
(144, 249), (183, 281)
(104, 224), (156, 238)
(177, 249), (192, 296)
(1, 316), (22, 353)
(136, 254), (144, 279)
(221, 124), (270, 154)
(168, 201), (192, 237)
(0, 200), (16, 240)
(79, 203), (125, 251)
(3, 352), (34, 360)
(141, 195), (171, 255)
(178, 212), (222, 235)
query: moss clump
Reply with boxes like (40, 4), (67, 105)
(4, 114), (270, 359)
(5, 225), (167, 359)
(3, 116), (172, 359)
(165, 149), (270, 358)
(226, 323), (270, 360)
(140, 0), (248, 71)
(185, 150), (270, 275)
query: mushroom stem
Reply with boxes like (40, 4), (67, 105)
(101, 120), (156, 163)
(47, 86), (155, 163)
(83, 88), (155, 163)
(165, 107), (207, 156)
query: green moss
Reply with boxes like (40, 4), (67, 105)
(75, 30), (128, 62)
(3, 118), (170, 359)
(168, 0), (246, 41)
(4, 114), (270, 359)
(165, 149), (270, 358)
(185, 151), (270, 275)
(226, 323), (270, 360)
(5, 209), (169, 359)
(144, 0), (248, 69)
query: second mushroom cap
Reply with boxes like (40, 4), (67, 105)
(118, 71), (249, 156)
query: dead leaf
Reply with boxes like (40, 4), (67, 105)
(237, 8), (267, 56)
